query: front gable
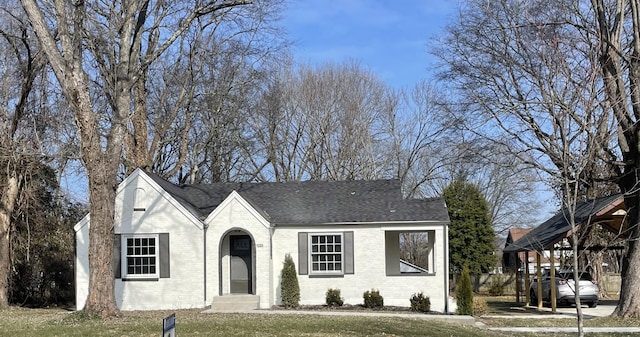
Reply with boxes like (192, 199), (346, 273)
(203, 190), (271, 229)
(117, 168), (204, 232)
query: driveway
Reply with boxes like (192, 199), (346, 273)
(551, 299), (617, 318)
(484, 299), (618, 318)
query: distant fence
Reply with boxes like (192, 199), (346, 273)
(474, 272), (621, 296)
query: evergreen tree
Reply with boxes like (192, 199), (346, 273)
(443, 178), (496, 275)
(456, 265), (473, 315)
(280, 253), (300, 308)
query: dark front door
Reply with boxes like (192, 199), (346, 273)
(229, 235), (252, 294)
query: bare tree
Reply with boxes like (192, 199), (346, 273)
(122, 2), (287, 183)
(590, 0), (640, 318)
(21, 0), (253, 317)
(0, 5), (47, 307)
(434, 0), (618, 330)
(250, 61), (397, 182)
(381, 80), (452, 198)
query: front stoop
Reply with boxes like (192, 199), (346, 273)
(211, 294), (260, 311)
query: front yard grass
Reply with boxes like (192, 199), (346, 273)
(3, 298), (640, 337)
(0, 307), (529, 337)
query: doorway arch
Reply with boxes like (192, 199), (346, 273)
(218, 229), (256, 295)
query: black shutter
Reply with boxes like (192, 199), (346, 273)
(344, 231), (354, 274)
(160, 233), (170, 278)
(298, 232), (308, 275)
(113, 234), (121, 279)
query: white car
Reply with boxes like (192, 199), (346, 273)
(530, 270), (599, 308)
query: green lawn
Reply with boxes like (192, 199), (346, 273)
(2, 302), (639, 337)
(0, 307), (522, 337)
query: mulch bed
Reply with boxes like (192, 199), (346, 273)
(271, 304), (437, 314)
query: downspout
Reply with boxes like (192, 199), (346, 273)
(269, 224), (275, 307)
(203, 222), (208, 307)
(443, 223), (450, 313)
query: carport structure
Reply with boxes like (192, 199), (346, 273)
(503, 194), (627, 311)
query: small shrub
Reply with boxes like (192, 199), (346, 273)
(456, 265), (473, 315)
(280, 253), (300, 308)
(409, 292), (431, 312)
(363, 289), (384, 308)
(488, 275), (505, 296)
(325, 288), (344, 306)
(473, 297), (489, 316)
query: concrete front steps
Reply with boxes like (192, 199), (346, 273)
(210, 294), (260, 311)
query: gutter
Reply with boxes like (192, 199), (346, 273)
(444, 223), (450, 314)
(203, 222), (208, 307)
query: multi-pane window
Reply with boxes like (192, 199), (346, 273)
(124, 234), (159, 278)
(310, 234), (343, 274)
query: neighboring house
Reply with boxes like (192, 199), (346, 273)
(74, 169), (451, 312)
(503, 228), (556, 274)
(504, 194), (626, 270)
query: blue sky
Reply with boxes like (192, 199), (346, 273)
(282, 0), (460, 88)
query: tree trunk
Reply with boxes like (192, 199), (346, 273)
(82, 79), (129, 318)
(613, 193), (640, 317)
(0, 175), (20, 307)
(84, 166), (119, 317)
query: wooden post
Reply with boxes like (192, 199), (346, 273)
(525, 251), (530, 305)
(550, 245), (556, 312)
(516, 268), (521, 303)
(536, 252), (543, 309)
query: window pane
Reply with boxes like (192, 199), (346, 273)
(335, 236), (341, 243)
(312, 236), (318, 244)
(125, 235), (158, 276)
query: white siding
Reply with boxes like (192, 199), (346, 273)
(271, 224), (449, 312)
(205, 195), (271, 309)
(74, 216), (90, 310)
(75, 169), (450, 312)
(75, 170), (206, 311)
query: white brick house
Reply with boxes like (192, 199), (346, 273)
(74, 169), (451, 312)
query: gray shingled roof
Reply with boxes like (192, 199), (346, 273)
(145, 171), (449, 225)
(503, 194), (623, 253)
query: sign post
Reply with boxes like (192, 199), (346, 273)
(163, 313), (176, 337)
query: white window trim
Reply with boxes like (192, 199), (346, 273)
(309, 232), (344, 275)
(121, 233), (160, 279)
